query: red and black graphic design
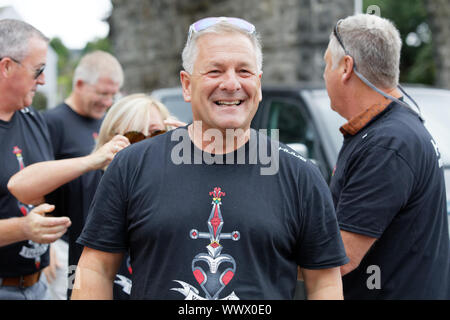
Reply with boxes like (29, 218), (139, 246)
(13, 146), (48, 269)
(171, 187), (240, 300)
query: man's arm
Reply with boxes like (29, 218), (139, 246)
(7, 135), (129, 205)
(301, 267), (343, 300)
(71, 247), (123, 300)
(340, 230), (377, 276)
(0, 203), (71, 247)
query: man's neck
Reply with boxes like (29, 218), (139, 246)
(0, 109), (15, 122)
(65, 94), (86, 117)
(188, 122), (251, 155)
(0, 99), (18, 122)
(345, 86), (402, 120)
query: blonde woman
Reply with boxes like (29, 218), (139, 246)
(8, 94), (184, 299)
(94, 93), (178, 153)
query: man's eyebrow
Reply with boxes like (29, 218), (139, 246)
(34, 62), (46, 68)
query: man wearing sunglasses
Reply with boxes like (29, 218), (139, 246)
(0, 19), (71, 300)
(324, 14), (449, 299)
(39, 51), (124, 300)
(73, 17), (348, 300)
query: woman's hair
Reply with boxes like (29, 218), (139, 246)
(93, 93), (171, 152)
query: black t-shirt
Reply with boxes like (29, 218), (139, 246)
(78, 128), (348, 300)
(44, 103), (102, 159)
(44, 103), (132, 299)
(330, 102), (450, 299)
(0, 107), (55, 277)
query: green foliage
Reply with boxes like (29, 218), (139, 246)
(50, 37), (70, 71)
(363, 0), (435, 85)
(49, 36), (113, 101)
(32, 91), (48, 112)
(82, 37), (113, 55)
(50, 37), (76, 100)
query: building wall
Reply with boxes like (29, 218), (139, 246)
(109, 0), (354, 94)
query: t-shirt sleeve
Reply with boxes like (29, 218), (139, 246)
(296, 164), (349, 269)
(76, 156), (129, 253)
(336, 145), (415, 238)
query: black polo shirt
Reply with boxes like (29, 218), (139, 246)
(331, 102), (450, 299)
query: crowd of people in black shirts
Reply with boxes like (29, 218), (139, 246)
(0, 14), (448, 300)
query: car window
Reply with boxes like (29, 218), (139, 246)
(308, 91), (346, 157)
(161, 95), (193, 123)
(410, 91), (450, 165)
(266, 99), (316, 159)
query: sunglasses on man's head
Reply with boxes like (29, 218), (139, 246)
(123, 130), (167, 144)
(333, 19), (360, 70)
(187, 17), (256, 42)
(331, 19), (423, 118)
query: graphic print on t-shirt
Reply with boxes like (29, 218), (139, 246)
(114, 255), (132, 295)
(171, 187), (241, 300)
(13, 146), (48, 269)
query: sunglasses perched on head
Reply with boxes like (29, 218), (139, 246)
(187, 17), (256, 42)
(332, 19), (422, 118)
(123, 130), (167, 144)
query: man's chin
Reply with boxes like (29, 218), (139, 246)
(91, 110), (107, 120)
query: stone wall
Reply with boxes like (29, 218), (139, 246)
(426, 0), (450, 89)
(109, 0), (354, 94)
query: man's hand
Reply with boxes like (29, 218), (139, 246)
(22, 203), (71, 244)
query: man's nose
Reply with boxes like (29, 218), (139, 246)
(36, 72), (45, 85)
(219, 70), (242, 91)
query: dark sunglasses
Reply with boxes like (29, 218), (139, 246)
(332, 20), (422, 118)
(123, 130), (167, 144)
(187, 17), (256, 42)
(0, 56), (45, 79)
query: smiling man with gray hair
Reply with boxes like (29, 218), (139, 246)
(323, 14), (449, 299)
(72, 17), (348, 300)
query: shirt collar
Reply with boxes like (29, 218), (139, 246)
(339, 103), (389, 136)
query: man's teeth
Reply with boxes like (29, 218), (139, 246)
(216, 100), (242, 106)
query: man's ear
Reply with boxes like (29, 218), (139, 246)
(0, 58), (14, 78)
(180, 71), (192, 102)
(258, 72), (263, 102)
(342, 56), (354, 83)
(74, 79), (86, 92)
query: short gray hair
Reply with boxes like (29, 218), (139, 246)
(0, 19), (49, 61)
(328, 14), (402, 89)
(182, 21), (263, 74)
(73, 50), (124, 88)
